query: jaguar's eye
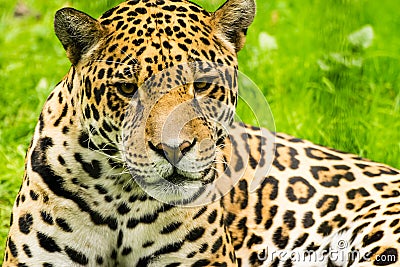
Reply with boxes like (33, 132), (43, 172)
(194, 78), (213, 93)
(115, 82), (138, 97)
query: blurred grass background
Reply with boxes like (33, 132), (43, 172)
(0, 0), (399, 261)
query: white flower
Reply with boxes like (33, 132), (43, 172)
(258, 32), (278, 51)
(348, 25), (374, 49)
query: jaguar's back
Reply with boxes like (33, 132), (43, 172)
(2, 0), (400, 266)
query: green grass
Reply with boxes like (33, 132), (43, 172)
(1, 0), (399, 261)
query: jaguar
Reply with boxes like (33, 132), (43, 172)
(2, 0), (400, 266)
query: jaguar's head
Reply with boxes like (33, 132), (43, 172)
(54, 0), (255, 204)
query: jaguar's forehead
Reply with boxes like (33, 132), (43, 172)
(100, 0), (211, 24)
(94, 0), (236, 80)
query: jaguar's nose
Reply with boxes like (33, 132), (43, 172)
(148, 139), (196, 165)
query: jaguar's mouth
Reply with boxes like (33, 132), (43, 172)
(164, 167), (214, 185)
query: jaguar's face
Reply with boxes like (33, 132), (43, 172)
(54, 0), (255, 204)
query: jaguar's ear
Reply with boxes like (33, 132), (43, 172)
(213, 0), (256, 52)
(54, 8), (106, 65)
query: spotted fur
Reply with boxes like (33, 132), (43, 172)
(2, 0), (400, 266)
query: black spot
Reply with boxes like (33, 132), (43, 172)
(163, 41), (173, 49)
(333, 214), (347, 227)
(249, 251), (265, 265)
(373, 220), (385, 227)
(117, 202), (131, 215)
(142, 241), (154, 248)
(191, 259), (210, 267)
(84, 77), (92, 99)
(127, 218), (139, 228)
(390, 219), (399, 227)
(302, 211), (315, 228)
(317, 221), (333, 236)
(55, 218), (73, 232)
(135, 7), (147, 14)
(19, 213), (33, 234)
(224, 212), (236, 226)
(160, 222), (182, 234)
(100, 6), (118, 19)
(305, 147), (343, 160)
(286, 177), (316, 204)
(273, 227), (289, 249)
(199, 243), (208, 253)
(136, 46), (146, 56)
(39, 137), (54, 150)
(95, 184), (108, 195)
(8, 238), (18, 257)
(22, 244), (32, 258)
(116, 230), (124, 248)
(255, 176), (279, 224)
(264, 205), (278, 230)
(356, 199), (375, 212)
(348, 188), (370, 200)
(192, 206), (207, 219)
(362, 231), (384, 247)
(141, 212), (159, 224)
(29, 190), (39, 200)
(189, 14), (199, 22)
(37, 232), (61, 253)
(122, 247), (132, 256)
(186, 227), (205, 242)
(137, 241), (184, 266)
(41, 211), (54, 225)
(111, 249), (117, 259)
(187, 251), (197, 258)
(382, 190), (400, 199)
(90, 104), (100, 121)
(238, 179), (249, 209)
(208, 210), (217, 224)
(127, 0), (140, 6)
(78, 132), (98, 151)
(94, 84), (105, 105)
(311, 165), (355, 187)
(316, 195), (339, 216)
(246, 234), (263, 249)
(73, 153), (102, 179)
(58, 155), (66, 165)
(96, 256), (104, 265)
(97, 68), (105, 80)
(292, 233), (309, 249)
(65, 246), (89, 265)
(211, 236), (223, 253)
(62, 126), (69, 134)
(178, 43), (188, 52)
(54, 104), (68, 127)
(162, 5), (176, 12)
(283, 210), (296, 230)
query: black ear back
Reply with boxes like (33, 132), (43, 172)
(54, 8), (106, 65)
(214, 0), (256, 52)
